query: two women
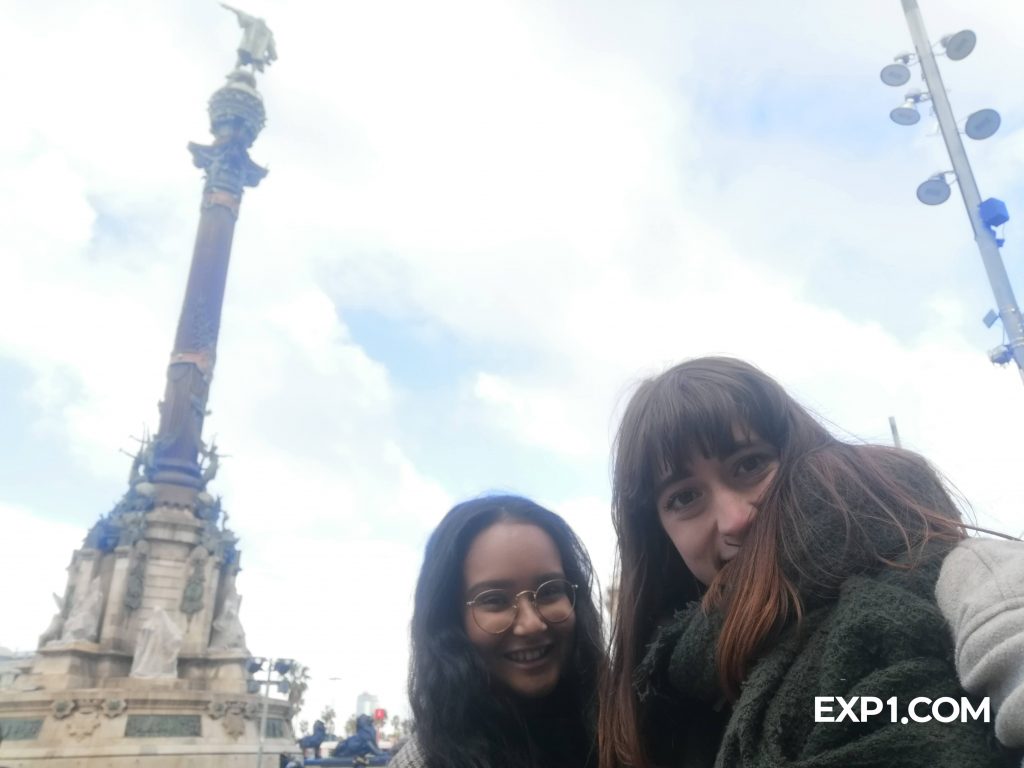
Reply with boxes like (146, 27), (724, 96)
(400, 357), (1018, 767)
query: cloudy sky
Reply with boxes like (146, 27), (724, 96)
(3, 0), (1024, 728)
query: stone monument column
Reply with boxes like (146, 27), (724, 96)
(0, 9), (295, 767)
(151, 62), (267, 490)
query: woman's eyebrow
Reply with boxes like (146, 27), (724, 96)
(465, 573), (568, 597)
(465, 579), (514, 595)
(726, 439), (774, 455)
(654, 466), (692, 498)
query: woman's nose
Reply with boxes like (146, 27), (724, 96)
(713, 490), (755, 539)
(511, 596), (548, 635)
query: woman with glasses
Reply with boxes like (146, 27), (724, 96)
(599, 357), (1016, 768)
(392, 495), (605, 768)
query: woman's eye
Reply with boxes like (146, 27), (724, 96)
(475, 593), (512, 611)
(665, 488), (699, 510)
(536, 582), (570, 603)
(735, 452), (775, 477)
(736, 455), (764, 474)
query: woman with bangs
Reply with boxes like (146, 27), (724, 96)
(599, 357), (1017, 768)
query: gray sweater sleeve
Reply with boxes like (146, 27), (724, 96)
(389, 735), (427, 768)
(936, 537), (1024, 750)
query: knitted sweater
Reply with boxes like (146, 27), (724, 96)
(936, 537), (1024, 759)
(389, 736), (427, 768)
(636, 546), (1015, 768)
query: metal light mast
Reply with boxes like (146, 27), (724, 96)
(882, 0), (1024, 384)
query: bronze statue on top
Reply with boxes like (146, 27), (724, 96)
(221, 4), (277, 72)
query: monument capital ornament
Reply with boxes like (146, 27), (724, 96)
(188, 139), (268, 198)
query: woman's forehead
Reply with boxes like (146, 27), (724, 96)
(653, 421), (764, 476)
(463, 521), (564, 589)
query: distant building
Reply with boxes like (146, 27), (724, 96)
(356, 691), (379, 717)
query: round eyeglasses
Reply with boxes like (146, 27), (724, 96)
(465, 578), (578, 634)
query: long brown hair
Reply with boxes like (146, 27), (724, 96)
(599, 357), (966, 768)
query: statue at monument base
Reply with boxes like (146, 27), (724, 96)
(129, 607), (183, 679)
(0, 493), (297, 767)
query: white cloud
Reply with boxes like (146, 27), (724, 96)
(0, 505), (86, 654)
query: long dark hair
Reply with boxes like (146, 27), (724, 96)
(600, 357), (966, 768)
(409, 495), (605, 768)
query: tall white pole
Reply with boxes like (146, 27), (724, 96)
(901, 0), (1024, 383)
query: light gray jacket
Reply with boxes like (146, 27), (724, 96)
(388, 736), (427, 768)
(937, 537), (1024, 759)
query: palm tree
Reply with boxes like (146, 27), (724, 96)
(320, 705), (337, 737)
(286, 663), (311, 713)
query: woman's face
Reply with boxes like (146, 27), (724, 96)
(462, 521), (576, 699)
(655, 428), (778, 585)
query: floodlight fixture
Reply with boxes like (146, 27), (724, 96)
(246, 657), (266, 675)
(890, 103), (921, 126)
(916, 173), (952, 205)
(890, 88), (930, 126)
(965, 108), (1001, 140)
(983, 309), (999, 329)
(274, 658), (295, 676)
(881, 52), (916, 86)
(941, 30), (976, 61)
(880, 63), (911, 87)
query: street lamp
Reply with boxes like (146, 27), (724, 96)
(940, 30), (977, 61)
(879, 52), (914, 87)
(964, 108), (1001, 141)
(248, 656), (295, 767)
(916, 172), (954, 206)
(881, 1), (1024, 382)
(889, 89), (926, 126)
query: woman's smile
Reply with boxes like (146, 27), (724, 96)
(504, 644), (554, 665)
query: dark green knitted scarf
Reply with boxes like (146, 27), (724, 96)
(634, 492), (1014, 767)
(634, 450), (1019, 768)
